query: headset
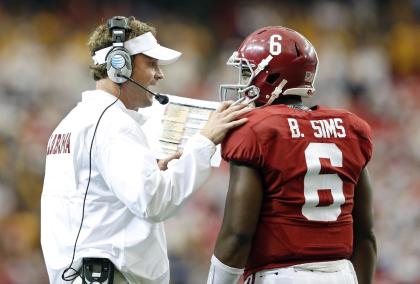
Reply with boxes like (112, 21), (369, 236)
(106, 16), (132, 84)
(106, 16), (169, 104)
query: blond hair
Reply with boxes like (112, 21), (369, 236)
(87, 16), (156, 81)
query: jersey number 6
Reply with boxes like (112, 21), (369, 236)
(302, 143), (345, 221)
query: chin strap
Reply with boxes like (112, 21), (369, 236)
(262, 79), (288, 107)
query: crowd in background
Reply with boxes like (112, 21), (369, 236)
(0, 0), (419, 283)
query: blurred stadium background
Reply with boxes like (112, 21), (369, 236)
(0, 0), (419, 283)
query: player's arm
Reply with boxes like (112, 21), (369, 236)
(351, 167), (377, 284)
(207, 161), (263, 284)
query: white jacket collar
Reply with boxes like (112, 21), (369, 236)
(81, 89), (148, 125)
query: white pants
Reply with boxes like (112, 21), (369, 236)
(244, 260), (358, 284)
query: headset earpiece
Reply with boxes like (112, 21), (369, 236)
(106, 48), (132, 83)
(105, 16), (132, 84)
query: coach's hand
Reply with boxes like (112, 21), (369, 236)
(201, 101), (251, 145)
(157, 151), (182, 170)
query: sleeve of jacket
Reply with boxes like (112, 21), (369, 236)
(95, 117), (216, 222)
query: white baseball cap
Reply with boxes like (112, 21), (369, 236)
(92, 32), (182, 65)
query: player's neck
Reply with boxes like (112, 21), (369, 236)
(276, 95), (303, 107)
(269, 95), (312, 111)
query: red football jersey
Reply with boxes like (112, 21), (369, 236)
(221, 104), (373, 277)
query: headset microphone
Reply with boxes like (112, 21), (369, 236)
(117, 74), (169, 105)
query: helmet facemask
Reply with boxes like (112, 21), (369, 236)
(219, 52), (261, 105)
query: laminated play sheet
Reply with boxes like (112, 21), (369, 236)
(141, 95), (221, 167)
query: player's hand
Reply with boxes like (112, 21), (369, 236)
(157, 151), (182, 170)
(201, 101), (251, 145)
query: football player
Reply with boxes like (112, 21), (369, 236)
(207, 26), (376, 284)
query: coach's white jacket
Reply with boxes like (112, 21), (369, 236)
(41, 90), (216, 283)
